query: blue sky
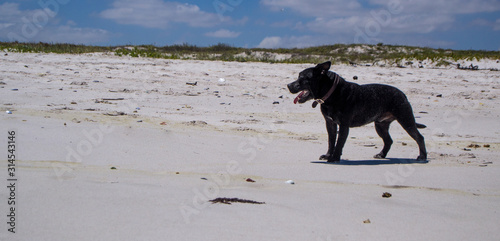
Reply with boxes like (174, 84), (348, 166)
(1, 0), (499, 50)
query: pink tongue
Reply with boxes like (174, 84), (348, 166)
(294, 91), (305, 104)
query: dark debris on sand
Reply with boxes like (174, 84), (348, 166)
(209, 197), (265, 205)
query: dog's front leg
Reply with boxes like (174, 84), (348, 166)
(328, 124), (349, 162)
(320, 116), (337, 160)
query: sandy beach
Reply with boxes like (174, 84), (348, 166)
(1, 52), (500, 240)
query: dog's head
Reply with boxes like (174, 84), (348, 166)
(287, 61), (331, 104)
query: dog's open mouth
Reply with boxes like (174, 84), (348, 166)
(294, 90), (310, 104)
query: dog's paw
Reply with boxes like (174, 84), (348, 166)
(326, 158), (340, 163)
(416, 155), (427, 161)
(319, 154), (330, 160)
(327, 156), (341, 163)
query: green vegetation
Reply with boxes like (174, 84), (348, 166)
(1, 41), (499, 65)
(0, 42), (109, 54)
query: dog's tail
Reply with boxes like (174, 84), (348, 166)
(416, 123), (427, 129)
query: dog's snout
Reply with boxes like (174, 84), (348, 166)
(287, 81), (300, 93)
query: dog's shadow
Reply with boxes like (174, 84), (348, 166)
(311, 158), (429, 166)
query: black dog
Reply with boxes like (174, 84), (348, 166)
(287, 61), (427, 162)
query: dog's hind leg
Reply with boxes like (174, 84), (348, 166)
(393, 101), (427, 160)
(374, 121), (393, 159)
(397, 117), (427, 160)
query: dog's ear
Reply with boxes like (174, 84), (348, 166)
(316, 61), (331, 75)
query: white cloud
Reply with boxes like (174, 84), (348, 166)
(205, 29), (241, 38)
(369, 0), (500, 14)
(257, 36), (282, 48)
(0, 3), (22, 19)
(494, 18), (500, 31)
(387, 14), (455, 34)
(260, 0), (362, 17)
(262, 0), (500, 37)
(472, 18), (491, 26)
(37, 25), (112, 44)
(0, 2), (111, 44)
(471, 18), (500, 31)
(295, 13), (454, 40)
(299, 16), (362, 34)
(100, 0), (230, 29)
(257, 35), (324, 48)
(0, 23), (14, 29)
(259, 1), (499, 49)
(270, 20), (294, 28)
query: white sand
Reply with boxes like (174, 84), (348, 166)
(1, 52), (500, 240)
